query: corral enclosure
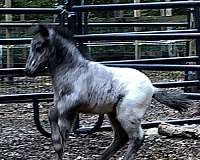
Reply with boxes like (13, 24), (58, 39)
(0, 0), (195, 94)
(0, 0), (200, 160)
(0, 0), (192, 67)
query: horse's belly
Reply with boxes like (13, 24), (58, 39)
(77, 103), (114, 114)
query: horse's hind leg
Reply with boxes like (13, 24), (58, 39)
(117, 102), (147, 160)
(98, 111), (128, 160)
(48, 107), (63, 160)
(123, 124), (144, 160)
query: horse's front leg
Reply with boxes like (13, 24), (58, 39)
(48, 107), (63, 159)
(49, 101), (77, 160)
(58, 109), (77, 142)
(57, 98), (77, 159)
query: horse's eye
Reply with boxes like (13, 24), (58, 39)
(35, 46), (44, 53)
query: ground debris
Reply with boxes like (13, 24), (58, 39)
(158, 122), (200, 139)
(1, 72), (200, 159)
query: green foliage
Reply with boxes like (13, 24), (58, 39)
(0, 0), (189, 63)
(12, 0), (57, 7)
(0, 0), (57, 21)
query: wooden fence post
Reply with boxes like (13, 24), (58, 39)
(166, 0), (174, 57)
(160, 0), (173, 57)
(189, 0), (195, 56)
(5, 0), (13, 81)
(113, 0), (124, 21)
(134, 0), (141, 60)
(5, 0), (13, 69)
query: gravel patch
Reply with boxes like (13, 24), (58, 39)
(0, 71), (200, 159)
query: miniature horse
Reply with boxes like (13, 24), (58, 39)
(25, 25), (191, 160)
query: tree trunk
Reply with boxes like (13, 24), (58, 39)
(158, 123), (200, 139)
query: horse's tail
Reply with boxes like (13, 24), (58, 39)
(152, 88), (193, 113)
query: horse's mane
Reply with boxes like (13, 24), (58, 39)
(54, 26), (73, 39)
(34, 24), (72, 39)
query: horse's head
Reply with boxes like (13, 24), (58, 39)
(25, 25), (54, 76)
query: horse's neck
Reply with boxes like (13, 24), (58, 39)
(49, 40), (88, 94)
(49, 37), (85, 70)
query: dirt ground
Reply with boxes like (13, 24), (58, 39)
(0, 72), (200, 160)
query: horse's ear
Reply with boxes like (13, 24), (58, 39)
(38, 24), (49, 38)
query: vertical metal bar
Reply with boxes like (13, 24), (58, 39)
(83, 12), (91, 58)
(67, 13), (76, 35)
(184, 9), (192, 92)
(186, 9), (192, 58)
(83, 12), (88, 35)
(76, 0), (89, 58)
(67, 0), (76, 34)
(76, 0), (82, 35)
(194, 7), (200, 87)
(0, 45), (2, 69)
(58, 0), (65, 28)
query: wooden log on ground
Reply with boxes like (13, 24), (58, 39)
(158, 122), (200, 139)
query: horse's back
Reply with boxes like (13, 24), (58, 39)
(89, 62), (155, 97)
(109, 66), (154, 92)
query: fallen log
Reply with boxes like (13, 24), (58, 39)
(158, 122), (200, 139)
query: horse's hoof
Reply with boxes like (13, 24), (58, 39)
(55, 145), (64, 160)
(57, 153), (63, 160)
(52, 135), (64, 158)
(54, 143), (63, 153)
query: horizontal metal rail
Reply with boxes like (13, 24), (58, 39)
(0, 22), (61, 27)
(74, 32), (200, 41)
(105, 64), (200, 71)
(0, 38), (31, 45)
(0, 93), (53, 104)
(154, 80), (200, 88)
(76, 118), (200, 133)
(72, 1), (200, 12)
(184, 93), (200, 100)
(109, 29), (198, 35)
(0, 68), (28, 76)
(0, 8), (62, 14)
(85, 41), (189, 47)
(101, 56), (198, 64)
(87, 22), (189, 27)
(0, 58), (197, 75)
(0, 22), (188, 28)
(0, 30), (197, 45)
(0, 81), (199, 104)
(2, 64), (200, 76)
(0, 68), (47, 76)
(141, 118), (200, 129)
